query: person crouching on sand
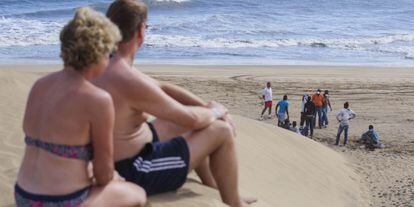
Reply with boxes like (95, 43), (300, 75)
(93, 1), (257, 206)
(15, 7), (146, 207)
(359, 125), (384, 149)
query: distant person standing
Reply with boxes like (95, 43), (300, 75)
(312, 89), (325, 129)
(321, 90), (332, 127)
(260, 82), (273, 120)
(335, 102), (356, 146)
(304, 96), (316, 138)
(275, 95), (289, 126)
(300, 94), (309, 127)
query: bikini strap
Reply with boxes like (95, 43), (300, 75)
(25, 135), (92, 161)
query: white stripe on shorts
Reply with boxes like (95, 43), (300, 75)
(133, 156), (186, 173)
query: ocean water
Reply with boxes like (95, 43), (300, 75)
(0, 0), (414, 66)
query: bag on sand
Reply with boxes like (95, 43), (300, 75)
(300, 126), (309, 136)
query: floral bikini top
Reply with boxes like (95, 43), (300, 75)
(25, 135), (93, 161)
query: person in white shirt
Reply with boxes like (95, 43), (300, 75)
(299, 93), (309, 127)
(260, 82), (273, 119)
(289, 121), (301, 135)
(335, 102), (356, 146)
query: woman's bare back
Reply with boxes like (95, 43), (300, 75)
(18, 70), (109, 195)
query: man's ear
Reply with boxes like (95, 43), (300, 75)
(136, 23), (146, 47)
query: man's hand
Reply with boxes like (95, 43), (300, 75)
(207, 101), (236, 136)
(207, 101), (228, 118)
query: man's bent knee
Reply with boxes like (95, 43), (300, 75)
(211, 120), (234, 143)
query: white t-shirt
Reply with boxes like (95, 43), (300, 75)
(300, 94), (309, 112)
(336, 108), (356, 126)
(262, 87), (272, 102)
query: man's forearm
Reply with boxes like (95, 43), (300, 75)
(161, 82), (207, 106)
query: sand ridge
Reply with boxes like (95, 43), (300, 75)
(2, 65), (413, 206)
(143, 65), (414, 207)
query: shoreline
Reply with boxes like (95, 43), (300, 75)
(1, 64), (413, 75)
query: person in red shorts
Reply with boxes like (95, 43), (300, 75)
(260, 82), (273, 120)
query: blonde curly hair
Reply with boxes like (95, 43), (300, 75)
(60, 7), (121, 71)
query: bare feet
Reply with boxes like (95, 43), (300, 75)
(241, 197), (258, 206)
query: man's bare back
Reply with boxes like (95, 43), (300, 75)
(94, 58), (153, 161)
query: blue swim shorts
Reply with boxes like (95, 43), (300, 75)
(115, 123), (190, 195)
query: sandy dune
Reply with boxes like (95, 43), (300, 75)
(0, 65), (378, 206)
(148, 115), (369, 207)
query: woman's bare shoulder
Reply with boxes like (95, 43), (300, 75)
(84, 82), (113, 107)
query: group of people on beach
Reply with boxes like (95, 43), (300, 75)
(15, 1), (257, 207)
(260, 82), (384, 148)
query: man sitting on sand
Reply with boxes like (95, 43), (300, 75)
(359, 125), (385, 149)
(93, 1), (256, 206)
(289, 121), (301, 134)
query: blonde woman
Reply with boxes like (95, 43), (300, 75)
(15, 7), (146, 207)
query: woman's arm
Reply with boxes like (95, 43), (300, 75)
(89, 92), (115, 186)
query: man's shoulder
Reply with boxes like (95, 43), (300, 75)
(106, 64), (149, 86)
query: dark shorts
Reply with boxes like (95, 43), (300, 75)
(14, 184), (90, 207)
(115, 123), (190, 195)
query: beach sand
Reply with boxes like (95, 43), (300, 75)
(1, 65), (413, 206)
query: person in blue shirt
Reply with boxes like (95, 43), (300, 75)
(275, 95), (289, 127)
(359, 125), (385, 149)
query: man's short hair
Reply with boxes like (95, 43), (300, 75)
(369, 125), (374, 129)
(106, 0), (148, 43)
(344, 102), (349, 108)
(283, 95), (288, 100)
